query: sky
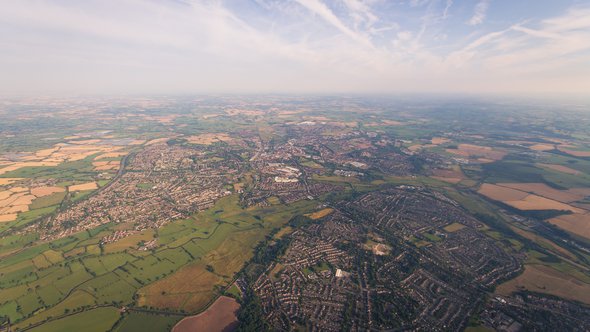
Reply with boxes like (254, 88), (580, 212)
(1, 0), (589, 96)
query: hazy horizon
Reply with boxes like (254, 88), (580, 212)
(1, 0), (589, 96)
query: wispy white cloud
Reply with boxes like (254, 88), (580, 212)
(293, 0), (372, 47)
(467, 0), (490, 26)
(0, 0), (587, 95)
(443, 0), (453, 19)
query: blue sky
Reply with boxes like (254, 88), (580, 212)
(0, 0), (589, 95)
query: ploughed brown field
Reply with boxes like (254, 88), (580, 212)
(549, 213), (590, 240)
(172, 296), (240, 332)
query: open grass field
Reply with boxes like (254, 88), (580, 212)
(136, 195), (316, 313)
(443, 222), (466, 233)
(431, 166), (464, 183)
(0, 193), (315, 327)
(510, 226), (576, 260)
(29, 191), (67, 210)
(12, 290), (97, 330)
(537, 163), (581, 175)
(481, 160), (590, 189)
(103, 229), (155, 253)
(27, 307), (120, 332)
(113, 312), (182, 332)
(172, 296), (239, 332)
(496, 264), (590, 305)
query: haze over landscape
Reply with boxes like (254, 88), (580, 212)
(1, 0), (590, 95)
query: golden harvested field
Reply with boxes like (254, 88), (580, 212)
(186, 133), (233, 145)
(497, 182), (582, 203)
(444, 222), (466, 233)
(95, 151), (128, 159)
(549, 213), (590, 240)
(273, 226), (293, 239)
(145, 137), (171, 146)
(408, 144), (425, 152)
(431, 137), (450, 145)
(496, 265), (590, 305)
(529, 143), (555, 151)
(10, 186), (28, 193)
(0, 214), (17, 222)
(172, 296), (239, 332)
(506, 195), (584, 213)
(537, 163), (581, 175)
(31, 186), (65, 197)
(306, 208), (334, 220)
(478, 183), (528, 201)
(479, 183), (586, 213)
(0, 190), (13, 202)
(0, 178), (23, 186)
(0, 161), (61, 175)
(104, 230), (155, 253)
(558, 147), (590, 157)
(0, 140), (128, 175)
(381, 120), (402, 125)
(69, 182), (98, 191)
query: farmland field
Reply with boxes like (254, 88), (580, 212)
(1, 96), (590, 331)
(172, 296), (239, 332)
(496, 264), (590, 305)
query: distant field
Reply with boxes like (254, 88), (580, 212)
(548, 213), (590, 240)
(172, 296), (239, 332)
(306, 208), (333, 220)
(443, 222), (465, 233)
(496, 264), (590, 305)
(477, 183), (585, 213)
(113, 312), (182, 332)
(27, 307), (120, 332)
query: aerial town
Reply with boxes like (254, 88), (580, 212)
(1, 96), (590, 331)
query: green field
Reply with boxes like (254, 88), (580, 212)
(27, 307), (120, 332)
(113, 312), (182, 332)
(0, 193), (317, 330)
